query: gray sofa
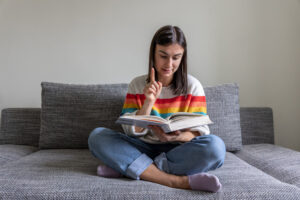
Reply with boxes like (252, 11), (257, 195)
(0, 82), (299, 200)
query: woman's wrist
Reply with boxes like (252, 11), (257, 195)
(135, 99), (155, 132)
(137, 99), (155, 116)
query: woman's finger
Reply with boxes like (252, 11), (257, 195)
(158, 81), (163, 90)
(150, 84), (157, 92)
(150, 67), (155, 83)
(174, 130), (181, 135)
(152, 81), (159, 91)
(148, 88), (156, 95)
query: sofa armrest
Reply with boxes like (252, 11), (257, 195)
(240, 107), (274, 145)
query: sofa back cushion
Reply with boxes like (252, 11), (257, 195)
(205, 83), (242, 151)
(0, 108), (41, 147)
(39, 82), (242, 151)
(39, 82), (128, 149)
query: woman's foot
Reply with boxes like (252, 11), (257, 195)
(188, 172), (222, 192)
(97, 165), (123, 178)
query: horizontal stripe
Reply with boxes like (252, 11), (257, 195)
(124, 98), (139, 104)
(150, 110), (171, 118)
(189, 101), (207, 107)
(152, 106), (206, 114)
(121, 108), (138, 115)
(122, 93), (207, 118)
(153, 101), (206, 109)
(123, 102), (206, 110)
(124, 95), (206, 110)
(121, 107), (206, 118)
(187, 107), (207, 113)
(122, 106), (206, 115)
(122, 103), (141, 109)
(125, 93), (206, 103)
(150, 110), (207, 119)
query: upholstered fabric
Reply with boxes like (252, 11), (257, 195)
(40, 82), (242, 150)
(0, 106), (270, 149)
(0, 149), (299, 199)
(205, 83), (242, 151)
(39, 82), (128, 149)
(0, 144), (38, 166)
(239, 107), (274, 145)
(0, 108), (41, 146)
(235, 144), (300, 187)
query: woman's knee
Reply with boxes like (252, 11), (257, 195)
(88, 127), (111, 149)
(193, 134), (226, 166)
(206, 135), (226, 165)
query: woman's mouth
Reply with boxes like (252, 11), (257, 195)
(162, 68), (172, 73)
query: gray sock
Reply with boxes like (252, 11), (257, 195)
(188, 172), (222, 192)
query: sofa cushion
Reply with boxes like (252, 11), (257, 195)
(0, 150), (299, 199)
(0, 144), (38, 166)
(239, 107), (274, 145)
(39, 82), (242, 150)
(235, 144), (300, 188)
(39, 82), (128, 149)
(0, 108), (41, 146)
(205, 83), (242, 151)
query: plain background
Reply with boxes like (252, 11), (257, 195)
(0, 0), (299, 151)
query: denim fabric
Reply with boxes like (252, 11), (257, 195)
(88, 127), (226, 180)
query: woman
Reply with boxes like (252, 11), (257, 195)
(88, 25), (226, 192)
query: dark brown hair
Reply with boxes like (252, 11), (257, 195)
(147, 25), (188, 95)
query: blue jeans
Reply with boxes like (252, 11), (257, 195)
(88, 127), (226, 180)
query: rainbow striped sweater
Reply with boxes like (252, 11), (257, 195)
(121, 74), (210, 144)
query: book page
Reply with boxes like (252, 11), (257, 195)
(167, 112), (204, 121)
(126, 115), (168, 123)
(169, 115), (213, 131)
(116, 116), (169, 130)
(169, 115), (202, 123)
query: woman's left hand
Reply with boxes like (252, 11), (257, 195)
(148, 126), (199, 143)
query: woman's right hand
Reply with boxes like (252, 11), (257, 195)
(135, 68), (162, 133)
(143, 67), (162, 103)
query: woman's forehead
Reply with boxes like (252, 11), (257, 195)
(156, 43), (184, 55)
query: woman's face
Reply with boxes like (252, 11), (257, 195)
(154, 43), (184, 82)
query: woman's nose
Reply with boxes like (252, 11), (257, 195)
(167, 58), (173, 67)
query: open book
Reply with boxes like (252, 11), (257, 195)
(116, 112), (213, 133)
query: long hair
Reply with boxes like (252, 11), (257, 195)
(147, 25), (188, 95)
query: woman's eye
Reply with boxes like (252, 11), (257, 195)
(160, 55), (168, 59)
(173, 57), (180, 60)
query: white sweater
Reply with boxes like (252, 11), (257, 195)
(120, 74), (210, 144)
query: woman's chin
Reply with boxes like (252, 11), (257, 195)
(160, 70), (173, 76)
(160, 74), (173, 80)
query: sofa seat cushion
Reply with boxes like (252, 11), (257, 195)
(0, 144), (38, 166)
(235, 144), (300, 188)
(0, 150), (299, 199)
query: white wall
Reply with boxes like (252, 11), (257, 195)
(0, 0), (299, 151)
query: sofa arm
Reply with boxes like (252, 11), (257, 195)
(240, 107), (274, 145)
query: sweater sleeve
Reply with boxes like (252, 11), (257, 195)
(120, 80), (148, 137)
(188, 77), (210, 136)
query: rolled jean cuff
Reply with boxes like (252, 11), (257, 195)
(126, 153), (153, 180)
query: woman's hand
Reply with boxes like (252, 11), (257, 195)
(135, 68), (162, 133)
(144, 67), (162, 103)
(148, 126), (199, 143)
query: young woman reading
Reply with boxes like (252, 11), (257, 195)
(88, 25), (226, 192)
